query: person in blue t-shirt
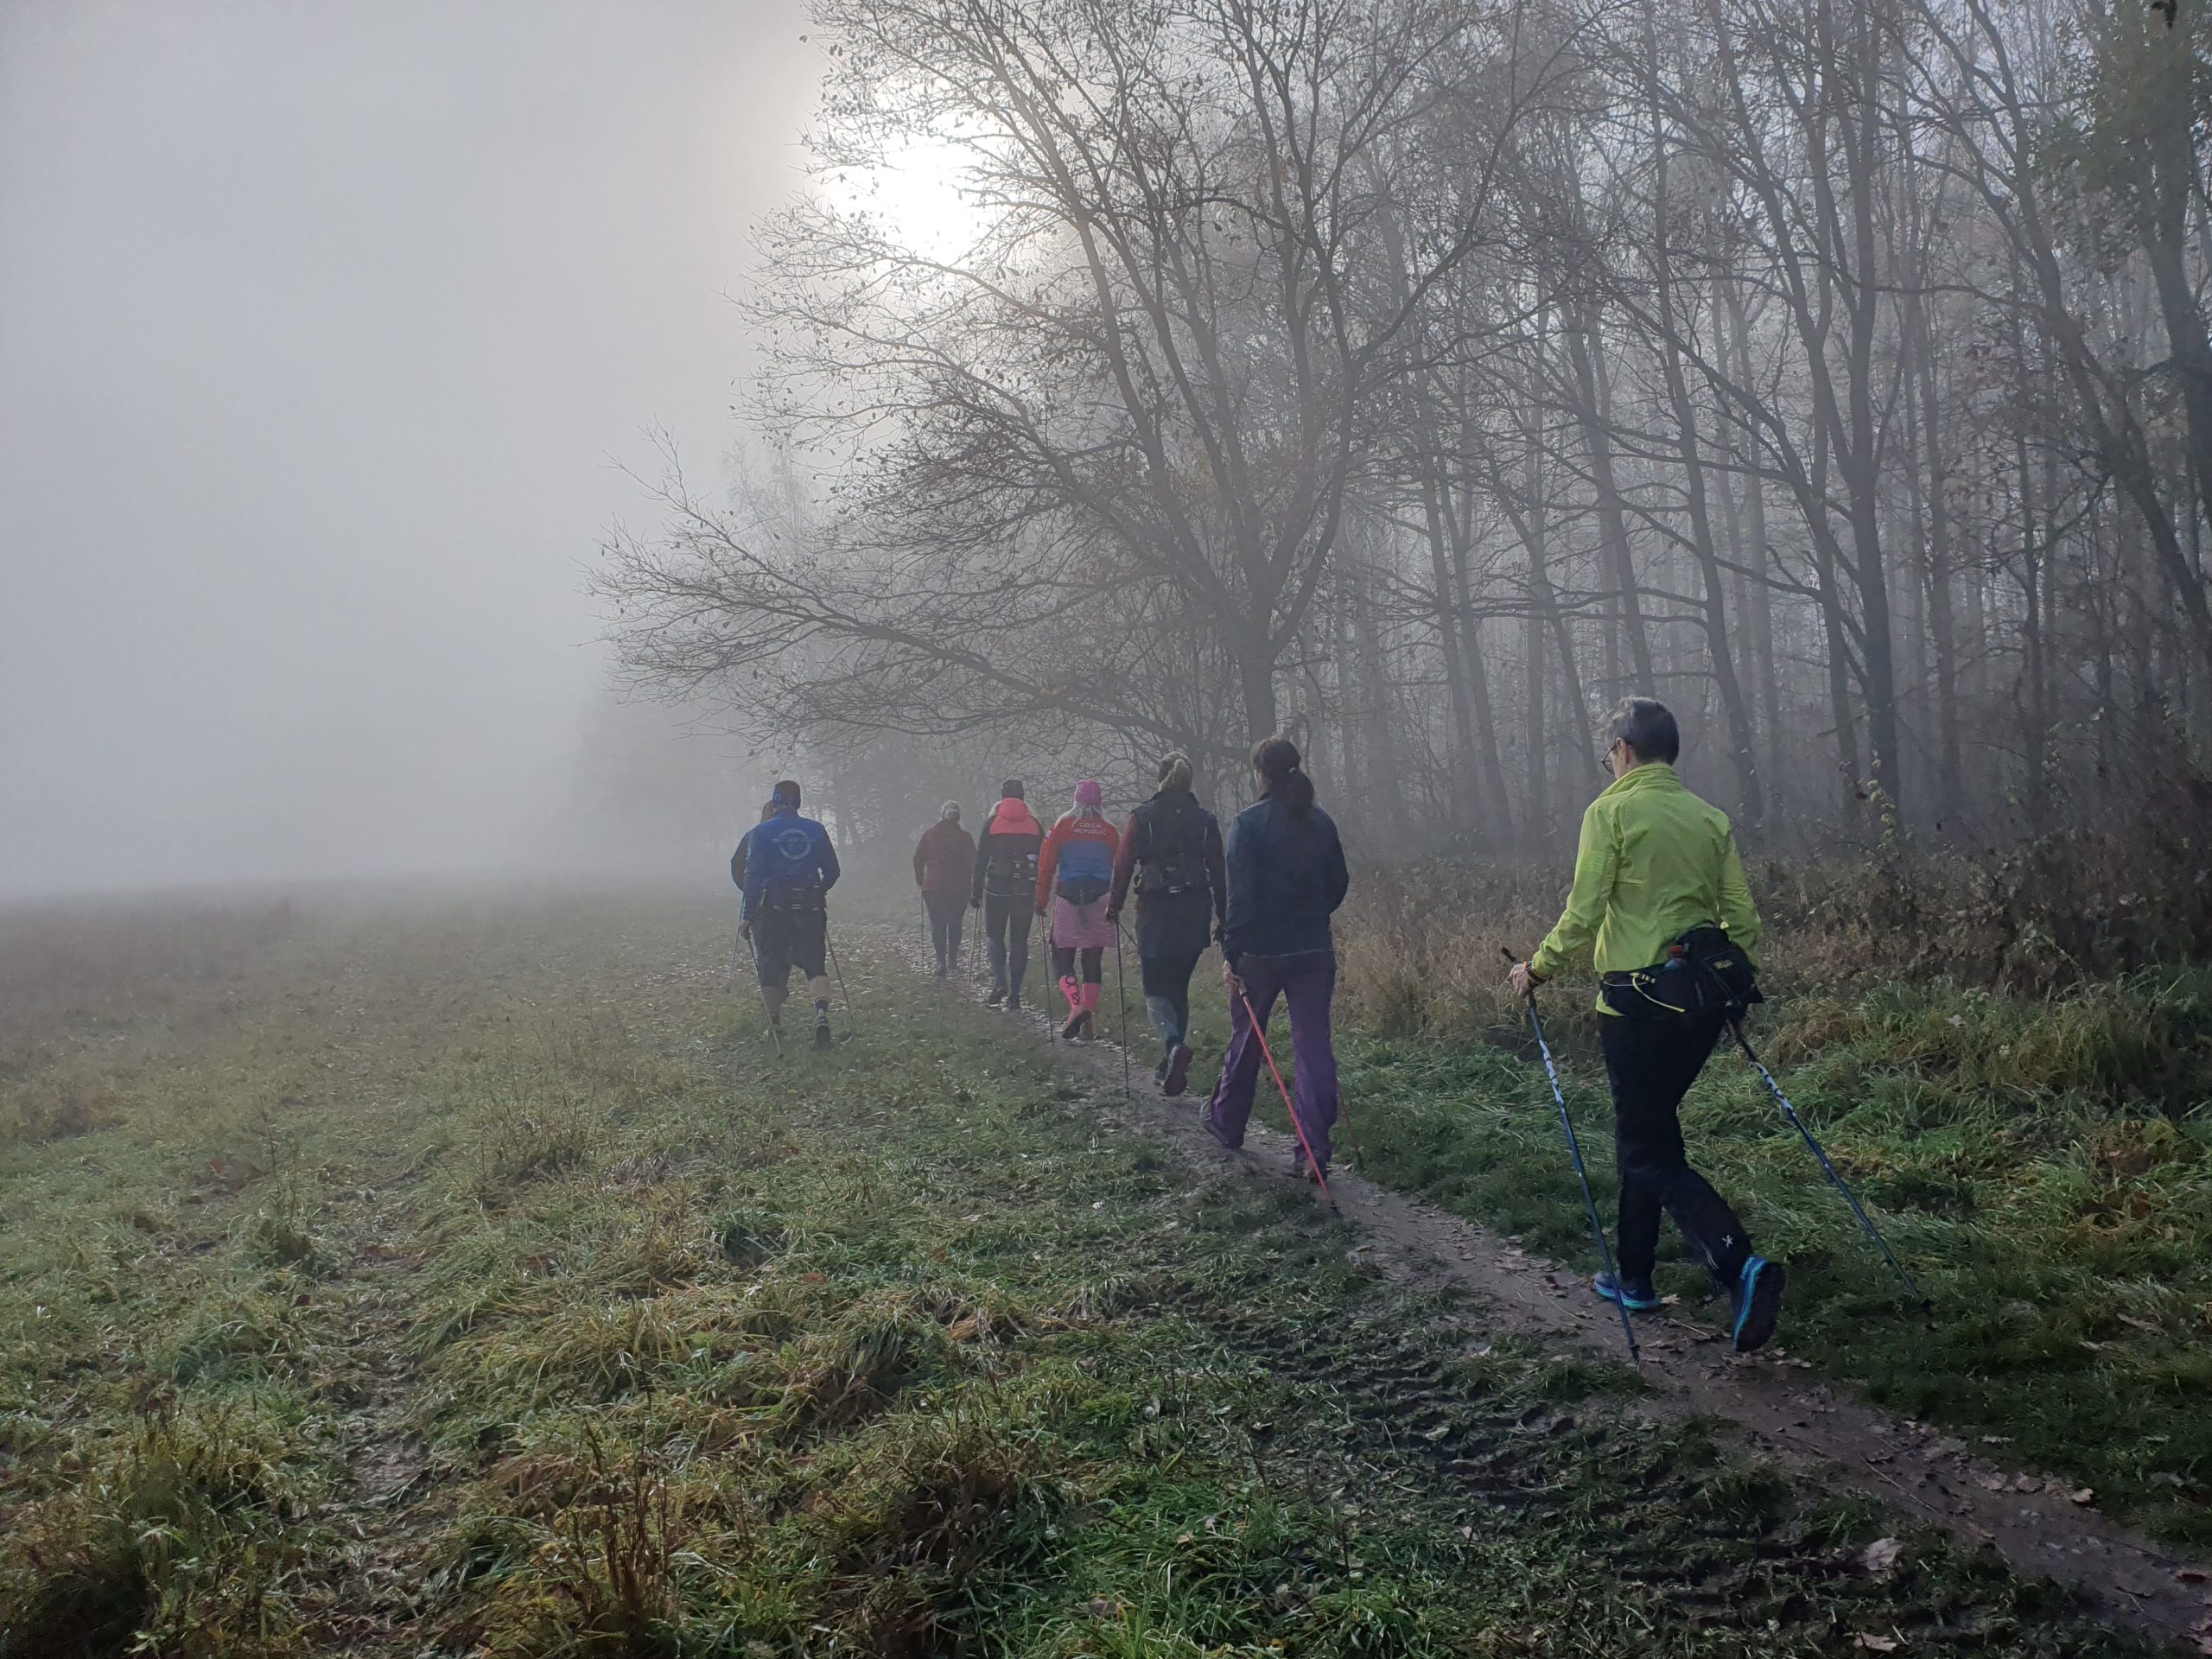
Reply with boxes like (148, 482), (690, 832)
(736, 779), (842, 1050)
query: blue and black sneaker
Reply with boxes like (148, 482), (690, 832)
(1731, 1255), (1787, 1352)
(1592, 1271), (1662, 1313)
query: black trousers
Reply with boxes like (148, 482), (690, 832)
(1052, 945), (1103, 984)
(924, 892), (965, 970)
(1599, 1011), (1752, 1286)
(982, 893), (1031, 996)
(1140, 950), (1204, 1041)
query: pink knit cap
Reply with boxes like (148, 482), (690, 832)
(1073, 779), (1103, 808)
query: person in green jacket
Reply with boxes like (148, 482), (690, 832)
(1507, 697), (1786, 1354)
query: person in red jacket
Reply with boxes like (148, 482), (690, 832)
(1035, 779), (1121, 1039)
(912, 802), (977, 978)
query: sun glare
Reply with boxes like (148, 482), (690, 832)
(842, 135), (986, 260)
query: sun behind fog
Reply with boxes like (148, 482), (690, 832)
(841, 133), (987, 259)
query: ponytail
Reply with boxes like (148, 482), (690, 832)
(1251, 735), (1315, 821)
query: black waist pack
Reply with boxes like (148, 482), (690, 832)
(762, 885), (828, 914)
(1601, 925), (1762, 1017)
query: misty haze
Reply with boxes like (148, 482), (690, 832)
(4, 0), (2212, 1653)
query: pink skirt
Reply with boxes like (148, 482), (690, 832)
(1052, 894), (1116, 951)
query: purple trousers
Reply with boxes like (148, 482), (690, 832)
(1206, 950), (1339, 1169)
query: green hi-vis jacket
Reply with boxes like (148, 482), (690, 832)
(1529, 763), (1762, 1007)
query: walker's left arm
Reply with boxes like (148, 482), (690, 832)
(1529, 800), (1617, 982)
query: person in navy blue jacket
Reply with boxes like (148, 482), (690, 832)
(739, 779), (842, 1050)
(1205, 736), (1350, 1178)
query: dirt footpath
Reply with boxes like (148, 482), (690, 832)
(895, 932), (2212, 1652)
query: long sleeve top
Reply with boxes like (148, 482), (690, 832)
(1529, 762), (1761, 999)
(912, 821), (977, 895)
(740, 808), (841, 920)
(1218, 798), (1348, 965)
(1034, 809), (1120, 909)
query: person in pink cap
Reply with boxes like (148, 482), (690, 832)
(1034, 779), (1122, 1039)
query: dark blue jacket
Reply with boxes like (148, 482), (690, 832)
(740, 807), (841, 920)
(1220, 798), (1348, 964)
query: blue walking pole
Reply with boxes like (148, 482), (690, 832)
(1728, 1015), (1924, 1306)
(1505, 949), (1639, 1366)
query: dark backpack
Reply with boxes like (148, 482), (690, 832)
(1137, 795), (1208, 898)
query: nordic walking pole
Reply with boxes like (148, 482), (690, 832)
(1503, 948), (1638, 1365)
(1233, 978), (1335, 1210)
(742, 923), (783, 1057)
(1728, 1015), (1925, 1306)
(824, 924), (855, 1016)
(1113, 922), (1132, 1100)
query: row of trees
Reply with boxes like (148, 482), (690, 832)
(598, 0), (2212, 853)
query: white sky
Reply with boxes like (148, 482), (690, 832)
(0, 0), (818, 894)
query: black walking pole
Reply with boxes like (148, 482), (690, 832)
(1503, 949), (1639, 1366)
(1113, 922), (1132, 1099)
(1728, 1015), (1925, 1306)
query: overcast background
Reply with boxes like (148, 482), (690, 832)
(0, 1), (816, 896)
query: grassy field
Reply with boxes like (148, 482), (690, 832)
(0, 887), (2157, 1656)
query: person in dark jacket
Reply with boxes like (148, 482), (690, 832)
(970, 780), (1043, 1010)
(912, 803), (977, 978)
(1107, 753), (1225, 1096)
(741, 780), (842, 1051)
(1205, 736), (1350, 1178)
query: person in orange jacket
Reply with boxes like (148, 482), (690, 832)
(1035, 779), (1121, 1039)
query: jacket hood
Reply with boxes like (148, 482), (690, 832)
(987, 798), (1042, 836)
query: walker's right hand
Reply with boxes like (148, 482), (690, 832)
(1507, 961), (1538, 1000)
(739, 921), (753, 943)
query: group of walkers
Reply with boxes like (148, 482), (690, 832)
(737, 701), (1789, 1354)
(899, 741), (1348, 1173)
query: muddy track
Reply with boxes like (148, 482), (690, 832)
(883, 930), (2212, 1651)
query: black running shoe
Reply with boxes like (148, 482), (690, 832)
(985, 986), (1006, 1007)
(1163, 1044), (1194, 1097)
